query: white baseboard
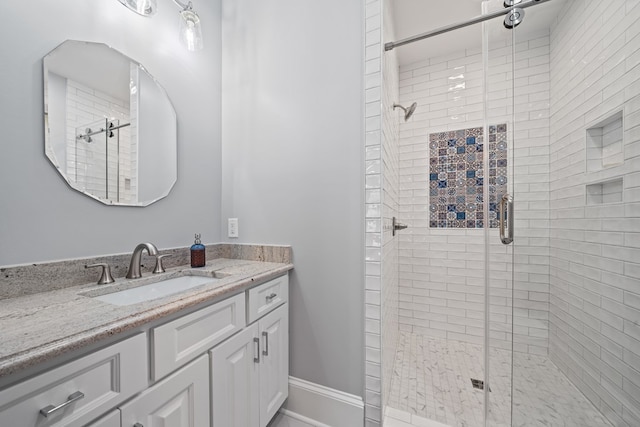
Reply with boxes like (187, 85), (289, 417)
(282, 376), (364, 427)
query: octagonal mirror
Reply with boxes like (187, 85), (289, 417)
(43, 40), (177, 206)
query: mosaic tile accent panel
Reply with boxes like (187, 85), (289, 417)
(428, 124), (507, 228)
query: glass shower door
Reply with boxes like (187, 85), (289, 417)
(482, 6), (516, 427)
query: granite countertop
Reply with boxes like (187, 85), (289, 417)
(0, 258), (293, 381)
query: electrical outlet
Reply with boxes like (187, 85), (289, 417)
(228, 218), (239, 238)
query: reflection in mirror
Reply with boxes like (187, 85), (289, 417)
(44, 40), (177, 206)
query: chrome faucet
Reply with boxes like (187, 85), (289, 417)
(126, 242), (159, 279)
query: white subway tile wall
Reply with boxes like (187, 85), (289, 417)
(381, 0), (400, 415)
(547, 1), (640, 426)
(396, 30), (551, 355)
(364, 0), (383, 425)
(370, 1), (640, 426)
(65, 78), (135, 203)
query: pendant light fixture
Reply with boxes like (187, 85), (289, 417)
(176, 1), (203, 51)
(116, 0), (203, 51)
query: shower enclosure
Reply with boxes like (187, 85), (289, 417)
(73, 118), (133, 203)
(363, 0), (640, 426)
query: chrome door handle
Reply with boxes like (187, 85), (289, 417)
(39, 391), (84, 417)
(262, 331), (269, 356)
(499, 194), (514, 245)
(266, 293), (277, 302)
(254, 337), (260, 363)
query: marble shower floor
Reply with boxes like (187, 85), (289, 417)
(387, 332), (612, 427)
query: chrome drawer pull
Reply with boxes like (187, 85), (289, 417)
(262, 331), (269, 356)
(266, 293), (277, 302)
(134, 423), (144, 427)
(39, 391), (84, 417)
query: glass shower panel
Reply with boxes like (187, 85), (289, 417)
(391, 17), (492, 427)
(74, 118), (109, 200)
(482, 8), (516, 427)
(511, 0), (640, 426)
(73, 118), (125, 203)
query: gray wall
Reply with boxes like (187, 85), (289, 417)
(220, 0), (364, 395)
(0, 0), (221, 265)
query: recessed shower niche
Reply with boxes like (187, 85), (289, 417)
(585, 177), (623, 205)
(586, 110), (623, 172)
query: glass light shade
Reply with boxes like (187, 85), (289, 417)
(118, 0), (157, 16)
(179, 9), (203, 51)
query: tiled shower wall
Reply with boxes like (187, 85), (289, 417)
(380, 0), (400, 412)
(547, 0), (640, 425)
(363, 0), (383, 424)
(65, 78), (135, 203)
(397, 30), (551, 354)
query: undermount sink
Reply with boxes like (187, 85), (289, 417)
(91, 275), (218, 306)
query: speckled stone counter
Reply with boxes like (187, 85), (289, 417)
(0, 250), (293, 383)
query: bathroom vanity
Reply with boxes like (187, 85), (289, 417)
(0, 255), (292, 427)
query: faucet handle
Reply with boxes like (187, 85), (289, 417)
(86, 263), (115, 285)
(153, 254), (170, 274)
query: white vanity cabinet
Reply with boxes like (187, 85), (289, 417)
(211, 279), (289, 427)
(0, 273), (289, 427)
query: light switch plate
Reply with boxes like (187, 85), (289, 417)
(228, 218), (239, 238)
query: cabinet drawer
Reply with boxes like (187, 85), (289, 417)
(151, 292), (245, 380)
(247, 275), (288, 324)
(0, 334), (147, 427)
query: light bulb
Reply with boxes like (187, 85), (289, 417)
(179, 9), (203, 51)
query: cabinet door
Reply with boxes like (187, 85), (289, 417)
(259, 304), (289, 427)
(120, 355), (209, 427)
(210, 323), (260, 427)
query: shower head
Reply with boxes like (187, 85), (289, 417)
(393, 102), (417, 121)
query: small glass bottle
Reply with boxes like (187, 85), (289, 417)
(190, 233), (206, 268)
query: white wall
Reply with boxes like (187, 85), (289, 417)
(138, 68), (176, 203)
(46, 72), (67, 172)
(548, 1), (640, 425)
(220, 0), (364, 398)
(0, 0), (221, 266)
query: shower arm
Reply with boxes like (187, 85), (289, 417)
(385, 0), (552, 52)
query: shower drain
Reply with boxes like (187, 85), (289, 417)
(471, 378), (491, 392)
